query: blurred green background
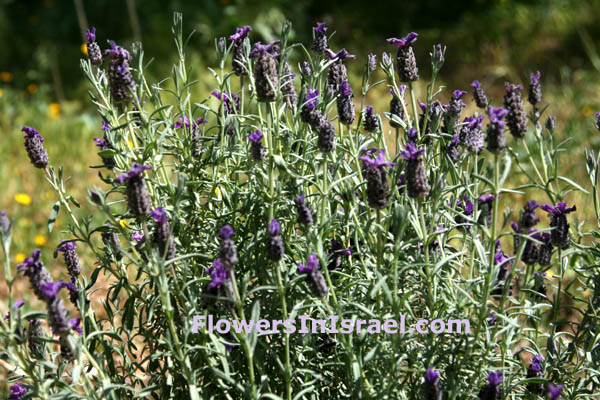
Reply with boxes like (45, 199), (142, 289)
(1, 0), (600, 288)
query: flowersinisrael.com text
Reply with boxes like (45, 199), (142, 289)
(191, 315), (470, 335)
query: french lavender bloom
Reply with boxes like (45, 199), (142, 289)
(104, 41), (136, 102)
(528, 71), (542, 106)
(251, 41), (280, 102)
(8, 382), (28, 400)
(300, 61), (312, 80)
(455, 198), (474, 231)
(471, 80), (489, 109)
(207, 259), (230, 289)
(212, 91), (240, 135)
(486, 107), (509, 154)
(526, 355), (544, 394)
(86, 27), (103, 65)
(280, 59), (297, 108)
(298, 253), (328, 298)
(367, 53), (377, 72)
(300, 87), (323, 129)
(27, 319), (46, 359)
(360, 149), (394, 208)
(326, 48), (356, 87)
(503, 82), (528, 138)
(22, 126), (49, 168)
(152, 207), (176, 260)
(229, 25), (252, 76)
(102, 230), (122, 261)
(248, 130), (266, 161)
(337, 79), (355, 125)
(294, 194), (314, 226)
(478, 194), (495, 228)
(94, 131), (116, 170)
(400, 143), (430, 198)
(491, 242), (512, 296)
(0, 210), (10, 235)
(191, 117), (207, 158)
(389, 87), (405, 128)
(40, 281), (80, 337)
(547, 383), (564, 400)
(519, 200), (540, 229)
(218, 225), (238, 269)
(540, 202), (576, 249)
(538, 232), (552, 265)
(317, 119), (336, 153)
(18, 250), (52, 302)
(459, 115), (485, 154)
(510, 221), (522, 253)
(446, 135), (460, 163)
(363, 106), (379, 132)
(478, 371), (503, 400)
(312, 22), (328, 54)
(327, 239), (352, 270)
(523, 228), (541, 265)
(115, 163), (153, 217)
(266, 218), (284, 262)
(387, 32), (419, 82)
(446, 89), (467, 128)
(423, 366), (442, 400)
(58, 241), (81, 278)
(533, 272), (548, 301)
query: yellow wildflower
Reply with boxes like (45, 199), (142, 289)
(48, 103), (60, 119)
(0, 72), (13, 82)
(215, 186), (222, 197)
(81, 43), (88, 56)
(128, 139), (134, 148)
(15, 253), (26, 263)
(15, 193), (32, 205)
(119, 219), (129, 229)
(27, 83), (38, 94)
(34, 235), (47, 246)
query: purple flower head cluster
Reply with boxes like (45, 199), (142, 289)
(364, 106), (379, 132)
(425, 366), (440, 383)
(423, 366), (442, 400)
(460, 115), (485, 153)
(115, 163), (152, 184)
(528, 71), (542, 106)
(266, 218), (284, 262)
(312, 22), (328, 54)
(305, 88), (319, 111)
(151, 206), (168, 224)
(229, 25), (252, 42)
(504, 82), (528, 138)
(249, 40), (281, 58)
(298, 253), (320, 274)
(327, 239), (353, 270)
(248, 130), (263, 143)
(367, 53), (377, 72)
(520, 200), (540, 229)
(471, 80), (489, 109)
(326, 48), (357, 61)
(104, 41), (136, 102)
(18, 249), (53, 302)
(9, 382), (28, 400)
(338, 80), (353, 97)
(336, 80), (355, 125)
(217, 225), (238, 269)
(208, 259), (230, 288)
(58, 240), (82, 278)
(541, 202), (576, 249)
(400, 143), (425, 160)
(218, 225), (234, 240)
(488, 371), (503, 386)
(294, 194), (314, 226)
(487, 107), (509, 154)
(387, 32), (418, 48)
(489, 107), (509, 125)
(93, 137), (108, 149)
(447, 134), (461, 162)
(132, 231), (144, 242)
(86, 27), (103, 65)
(22, 126), (49, 168)
(360, 149), (394, 169)
(531, 355), (543, 371)
(268, 218), (281, 236)
(547, 383), (564, 400)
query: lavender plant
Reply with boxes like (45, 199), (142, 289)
(1, 13), (599, 399)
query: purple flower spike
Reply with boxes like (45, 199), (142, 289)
(86, 27), (96, 43)
(314, 22), (328, 34)
(9, 382), (28, 400)
(426, 366), (440, 382)
(487, 371), (503, 386)
(93, 137), (107, 148)
(504, 81), (523, 93)
(173, 116), (190, 129)
(22, 126), (43, 142)
(305, 87), (319, 110)
(249, 40), (280, 58)
(298, 253), (320, 274)
(248, 130), (263, 143)
(70, 317), (82, 334)
(399, 143), (425, 160)
(115, 163), (152, 184)
(530, 71), (541, 85)
(208, 259), (230, 288)
(104, 41), (131, 60)
(326, 48), (357, 60)
(151, 207), (168, 224)
(387, 32), (418, 48)
(339, 80), (353, 97)
(541, 202), (576, 215)
(229, 26), (252, 42)
(58, 241), (76, 252)
(218, 225), (234, 240)
(102, 120), (110, 131)
(13, 300), (25, 309)
(471, 80), (481, 88)
(268, 218), (281, 236)
(132, 231), (144, 242)
(479, 194), (495, 205)
(489, 106), (509, 123)
(39, 280), (67, 299)
(453, 90), (467, 99)
(547, 383), (564, 400)
(360, 149), (394, 168)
